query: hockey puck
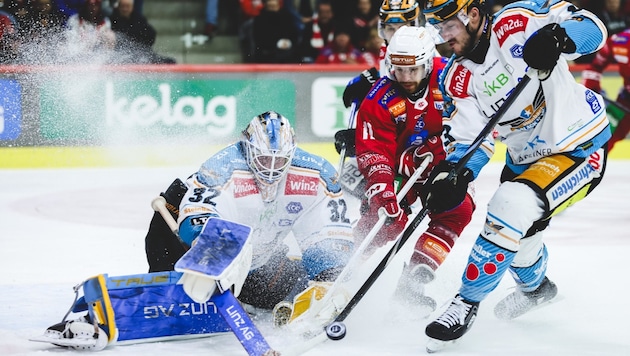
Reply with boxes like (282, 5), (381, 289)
(325, 321), (346, 340)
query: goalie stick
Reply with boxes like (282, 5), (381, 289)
(151, 197), (279, 356)
(325, 69), (537, 341)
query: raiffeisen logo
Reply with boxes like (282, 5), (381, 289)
(104, 82), (237, 136)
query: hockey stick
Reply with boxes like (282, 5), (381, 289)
(336, 101), (359, 176)
(151, 197), (279, 356)
(324, 69), (537, 340)
(602, 96), (630, 115)
(287, 154), (433, 334)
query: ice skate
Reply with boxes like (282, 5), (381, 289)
(30, 315), (108, 351)
(494, 276), (558, 320)
(271, 301), (293, 327)
(393, 263), (437, 315)
(425, 294), (479, 352)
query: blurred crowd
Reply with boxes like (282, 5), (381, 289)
(0, 0), (175, 65)
(2, 0), (630, 65)
(232, 0), (630, 64)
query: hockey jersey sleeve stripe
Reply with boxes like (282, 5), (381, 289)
(561, 17), (605, 55)
(556, 110), (609, 150)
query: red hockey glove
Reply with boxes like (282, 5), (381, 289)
(354, 182), (408, 248)
(398, 135), (447, 183)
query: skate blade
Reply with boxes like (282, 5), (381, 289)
(495, 294), (564, 320)
(426, 338), (456, 353)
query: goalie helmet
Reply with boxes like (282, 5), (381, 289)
(242, 111), (296, 188)
(378, 0), (420, 42)
(385, 26), (435, 84)
(423, 0), (484, 25)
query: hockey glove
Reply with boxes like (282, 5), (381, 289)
(355, 182), (408, 248)
(420, 160), (473, 214)
(334, 128), (356, 156)
(397, 135), (446, 183)
(342, 67), (379, 108)
(523, 23), (576, 72)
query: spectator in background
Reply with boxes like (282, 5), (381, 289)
(204, 0), (218, 38)
(299, 0), (336, 63)
(16, 0), (65, 63)
(0, 3), (19, 63)
(347, 0), (379, 52)
(284, 0), (316, 33)
(110, 0), (175, 64)
(582, 26), (630, 151)
(361, 26), (382, 67)
(61, 0), (116, 63)
(252, 0), (299, 63)
(315, 28), (366, 64)
(587, 0), (630, 36)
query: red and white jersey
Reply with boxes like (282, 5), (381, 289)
(582, 28), (630, 94)
(355, 56), (447, 177)
(178, 144), (354, 270)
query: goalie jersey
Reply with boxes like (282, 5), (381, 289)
(178, 142), (355, 278)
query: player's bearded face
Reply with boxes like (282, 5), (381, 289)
(392, 65), (426, 93)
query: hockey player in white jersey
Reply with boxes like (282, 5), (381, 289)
(418, 0), (610, 349)
(38, 111), (355, 351)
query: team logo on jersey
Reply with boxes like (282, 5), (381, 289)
(389, 100), (406, 123)
(285, 174), (319, 196)
(278, 219), (294, 226)
(286, 202), (303, 214)
(510, 44), (523, 58)
(448, 65), (471, 98)
(493, 14), (528, 47)
(233, 177), (259, 198)
(585, 89), (603, 113)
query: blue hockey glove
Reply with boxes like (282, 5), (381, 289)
(334, 128), (356, 156)
(523, 23), (576, 72)
(420, 160), (473, 214)
(342, 67), (379, 108)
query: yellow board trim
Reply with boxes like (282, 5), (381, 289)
(1, 140), (628, 169)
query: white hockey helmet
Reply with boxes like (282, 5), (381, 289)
(242, 111), (296, 186)
(385, 26), (435, 83)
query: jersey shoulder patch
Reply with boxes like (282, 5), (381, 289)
(197, 144), (249, 187)
(291, 148), (341, 193)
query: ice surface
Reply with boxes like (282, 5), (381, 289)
(1, 161), (629, 356)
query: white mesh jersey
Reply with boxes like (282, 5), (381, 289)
(439, 1), (610, 175)
(178, 143), (354, 270)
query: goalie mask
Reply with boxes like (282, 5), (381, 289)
(242, 111), (296, 201)
(385, 26), (435, 97)
(378, 0), (420, 42)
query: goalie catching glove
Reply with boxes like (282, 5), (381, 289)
(272, 281), (349, 329)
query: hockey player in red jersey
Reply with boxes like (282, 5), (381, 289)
(353, 25), (475, 311)
(582, 27), (630, 150)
